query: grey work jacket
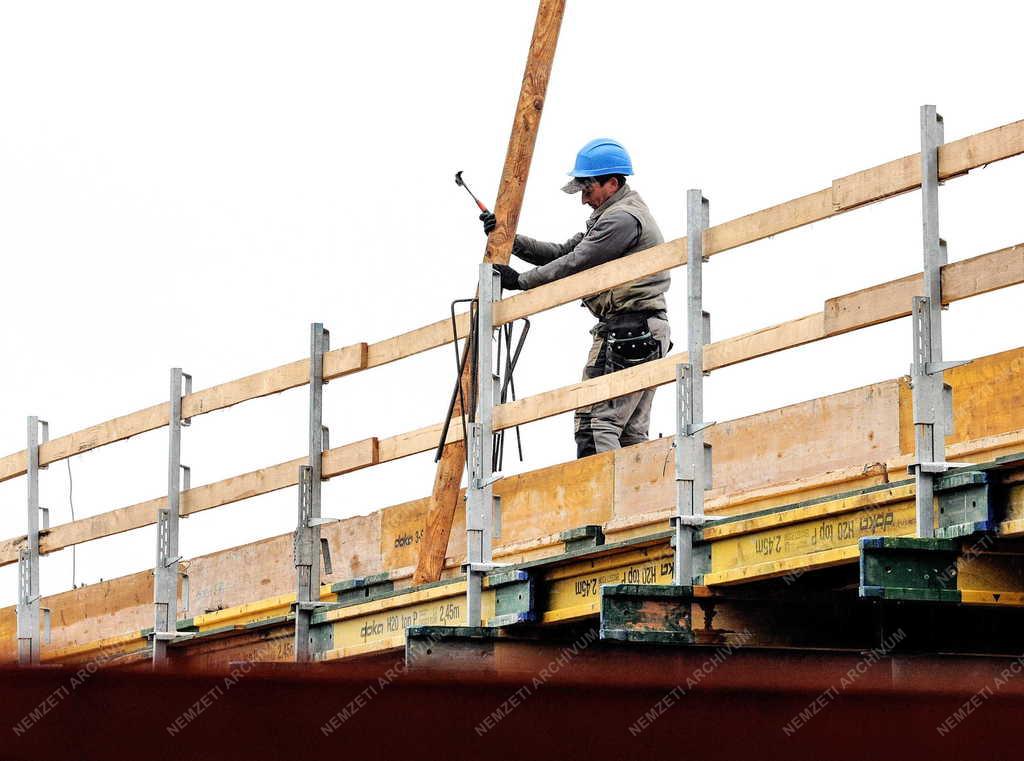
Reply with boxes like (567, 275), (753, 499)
(513, 184), (669, 321)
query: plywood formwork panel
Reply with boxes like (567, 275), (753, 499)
(0, 572), (152, 661)
(899, 347), (1024, 454)
(184, 510), (383, 618)
(612, 381), (901, 522)
(0, 447), (609, 657)
(0, 511), (383, 657)
(494, 453), (614, 543)
(382, 453), (614, 578)
(380, 497), (433, 572)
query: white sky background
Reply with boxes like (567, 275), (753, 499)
(1, 0), (1022, 606)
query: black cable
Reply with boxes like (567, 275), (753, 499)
(506, 319), (530, 464)
(66, 459), (76, 588)
(493, 324), (510, 472)
(492, 318), (530, 471)
(435, 298), (478, 465)
(468, 302), (479, 425)
(509, 364), (524, 462)
(438, 300), (530, 472)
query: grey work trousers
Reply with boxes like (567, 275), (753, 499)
(574, 315), (671, 458)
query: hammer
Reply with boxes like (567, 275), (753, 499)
(454, 170), (491, 214)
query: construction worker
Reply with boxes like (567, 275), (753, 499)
(481, 138), (670, 458)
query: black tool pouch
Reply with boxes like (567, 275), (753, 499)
(604, 312), (661, 373)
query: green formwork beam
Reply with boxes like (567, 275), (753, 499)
(489, 571), (536, 627)
(331, 573), (396, 605)
(310, 617), (334, 655)
(599, 584), (695, 644)
(559, 524), (605, 552)
(936, 470), (995, 539)
(859, 537), (961, 603)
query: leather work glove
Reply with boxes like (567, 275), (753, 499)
(480, 211), (497, 235)
(493, 263), (523, 291)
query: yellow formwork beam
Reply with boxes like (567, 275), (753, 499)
(703, 485), (917, 585)
(41, 581), (341, 664)
(185, 577), (340, 633)
(542, 545), (674, 624)
(38, 471), (1024, 665)
(316, 580), (493, 661)
(42, 629), (150, 664)
(187, 592), (294, 632)
(960, 590), (1024, 606)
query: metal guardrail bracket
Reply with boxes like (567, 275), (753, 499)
(17, 416), (49, 666)
(912, 105), (951, 539)
(465, 265), (502, 627)
(295, 324), (330, 662)
(462, 562), (508, 574)
(153, 368), (191, 666)
(674, 190), (712, 586)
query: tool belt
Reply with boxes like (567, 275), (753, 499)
(602, 311), (662, 373)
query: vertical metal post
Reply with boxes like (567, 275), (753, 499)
(465, 264), (499, 626)
(17, 416), (47, 665)
(295, 322), (329, 662)
(912, 105), (948, 539)
(153, 368), (191, 665)
(673, 364), (695, 584)
(673, 190), (712, 586)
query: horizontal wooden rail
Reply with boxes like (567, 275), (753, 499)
(1, 118), (1021, 487)
(0, 439), (379, 565)
(0, 345), (370, 484)
(392, 242), (1024, 456)
(0, 242), (1019, 566)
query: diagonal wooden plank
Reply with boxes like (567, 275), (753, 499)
(413, 0), (567, 584)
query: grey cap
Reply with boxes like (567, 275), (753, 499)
(561, 177), (588, 194)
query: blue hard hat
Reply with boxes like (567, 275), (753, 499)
(562, 138), (633, 193)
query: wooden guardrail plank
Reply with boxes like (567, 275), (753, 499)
(1, 120), (1020, 487)
(0, 243), (1019, 565)
(0, 404), (167, 484)
(500, 119), (1024, 328)
(364, 316), (470, 370)
(0, 438), (378, 565)
(391, 241), (1024, 458)
(823, 274), (921, 335)
(824, 245), (1024, 335)
(941, 244), (1024, 302)
(832, 120), (1024, 212)
(0, 343), (368, 485)
(365, 118), (1024, 364)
